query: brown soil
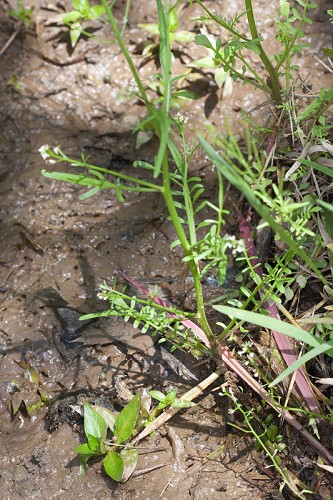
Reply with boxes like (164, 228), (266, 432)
(1, 1), (332, 499)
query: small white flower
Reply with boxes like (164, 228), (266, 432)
(53, 146), (61, 155)
(97, 290), (108, 300)
(174, 113), (188, 125)
(39, 145), (50, 160)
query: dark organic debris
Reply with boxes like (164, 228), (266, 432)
(46, 388), (122, 432)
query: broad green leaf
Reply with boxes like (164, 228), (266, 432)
(103, 451), (124, 482)
(192, 55), (216, 69)
(114, 393), (141, 444)
(214, 305), (322, 348)
(83, 401), (107, 441)
(73, 0), (89, 11)
(195, 34), (214, 51)
(173, 30), (195, 42)
(92, 404), (116, 432)
(119, 448), (139, 482)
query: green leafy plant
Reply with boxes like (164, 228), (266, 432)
(75, 388), (194, 480)
(61, 0), (106, 48)
(150, 388), (195, 411)
(74, 395), (141, 480)
(9, 1), (34, 28)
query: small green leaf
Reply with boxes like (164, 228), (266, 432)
(172, 398), (195, 409)
(90, 5), (105, 17)
(280, 0), (290, 18)
(78, 452), (95, 476)
(114, 393), (141, 444)
(74, 443), (99, 455)
(62, 11), (83, 24)
(138, 23), (160, 35)
(83, 401), (107, 441)
(195, 34), (214, 51)
(70, 24), (82, 48)
(103, 451), (124, 482)
(87, 433), (101, 452)
(149, 390), (166, 402)
(163, 389), (177, 406)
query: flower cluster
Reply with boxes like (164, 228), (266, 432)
(39, 145), (61, 164)
(224, 234), (245, 255)
(174, 112), (189, 125)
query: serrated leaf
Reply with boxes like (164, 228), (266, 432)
(103, 451), (124, 482)
(114, 393), (141, 444)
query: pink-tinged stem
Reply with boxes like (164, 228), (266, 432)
(239, 215), (321, 415)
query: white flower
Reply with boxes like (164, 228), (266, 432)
(97, 290), (108, 300)
(39, 145), (50, 160)
(53, 146), (61, 155)
(174, 112), (188, 125)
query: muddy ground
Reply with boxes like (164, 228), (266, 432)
(0, 1), (332, 499)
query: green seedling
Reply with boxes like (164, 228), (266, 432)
(75, 388), (193, 480)
(74, 395), (141, 481)
(150, 388), (195, 412)
(7, 74), (21, 91)
(61, 0), (106, 48)
(9, 1), (34, 28)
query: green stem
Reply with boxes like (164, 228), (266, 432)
(195, 0), (249, 42)
(57, 156), (164, 192)
(161, 153), (215, 345)
(245, 0), (281, 104)
(101, 0), (150, 107)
